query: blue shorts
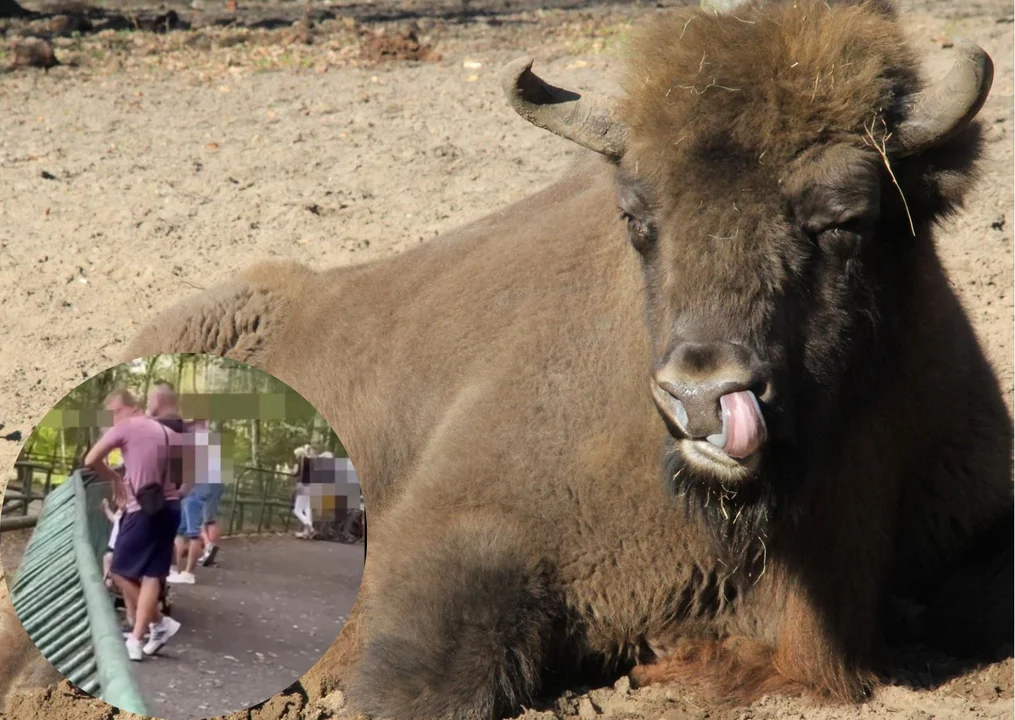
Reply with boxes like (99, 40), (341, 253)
(192, 483), (225, 524)
(178, 493), (205, 539)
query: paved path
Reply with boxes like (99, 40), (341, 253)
(122, 535), (363, 720)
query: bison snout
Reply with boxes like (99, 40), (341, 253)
(652, 345), (770, 459)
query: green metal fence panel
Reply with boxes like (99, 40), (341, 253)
(72, 472), (147, 715)
(80, 474), (114, 564)
(9, 471), (147, 716)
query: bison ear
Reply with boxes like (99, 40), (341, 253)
(893, 119), (985, 226)
(885, 39), (992, 225)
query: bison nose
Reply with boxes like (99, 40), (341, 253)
(651, 343), (769, 459)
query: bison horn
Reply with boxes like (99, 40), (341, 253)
(890, 38), (993, 158)
(699, 0), (752, 11)
(501, 56), (627, 158)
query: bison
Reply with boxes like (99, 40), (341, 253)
(2, 0), (1011, 717)
(123, 0), (1013, 716)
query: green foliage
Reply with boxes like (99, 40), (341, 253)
(28, 354), (345, 473)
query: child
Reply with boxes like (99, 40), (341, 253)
(292, 446), (317, 539)
(101, 496), (123, 590)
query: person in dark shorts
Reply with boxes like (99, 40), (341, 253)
(148, 381), (202, 578)
(148, 380), (188, 495)
(85, 388), (184, 661)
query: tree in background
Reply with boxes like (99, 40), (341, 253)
(25, 355), (345, 475)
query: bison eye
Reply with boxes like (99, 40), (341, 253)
(620, 210), (654, 254)
(808, 219), (867, 257)
(816, 226), (848, 242)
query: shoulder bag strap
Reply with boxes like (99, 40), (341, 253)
(115, 423), (171, 504)
(159, 424), (171, 491)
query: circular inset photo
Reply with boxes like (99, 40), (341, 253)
(0, 353), (364, 720)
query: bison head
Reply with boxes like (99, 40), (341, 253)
(503, 0), (991, 558)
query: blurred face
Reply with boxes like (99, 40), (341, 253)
(105, 397), (136, 426)
(146, 388), (164, 416)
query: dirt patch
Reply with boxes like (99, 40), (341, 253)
(2, 681), (120, 720)
(6, 37), (57, 69)
(939, 659), (1015, 706)
(359, 26), (440, 63)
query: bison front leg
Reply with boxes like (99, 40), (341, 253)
(630, 633), (812, 704)
(634, 458), (895, 705)
(344, 511), (560, 720)
(300, 578), (371, 702)
(631, 565), (881, 705)
(897, 511), (1014, 662)
(0, 577), (63, 711)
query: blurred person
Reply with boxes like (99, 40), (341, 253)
(100, 496), (124, 592)
(84, 388), (183, 661)
(168, 419), (207, 584)
(147, 381), (186, 433)
(336, 457), (364, 542)
(148, 381), (189, 500)
(150, 382), (198, 578)
(103, 461), (143, 631)
(169, 494), (205, 584)
(196, 421), (225, 567)
(292, 445), (316, 539)
(169, 419), (227, 580)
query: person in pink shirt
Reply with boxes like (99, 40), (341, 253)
(84, 388), (185, 661)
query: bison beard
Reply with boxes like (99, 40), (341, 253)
(662, 441), (787, 579)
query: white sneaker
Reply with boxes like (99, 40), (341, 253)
(167, 571), (196, 584)
(143, 615), (181, 656)
(125, 635), (143, 661)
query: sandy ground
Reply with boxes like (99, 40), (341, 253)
(0, 0), (1012, 718)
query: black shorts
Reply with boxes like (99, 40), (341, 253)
(110, 501), (182, 581)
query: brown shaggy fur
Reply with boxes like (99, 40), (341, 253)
(620, 0), (919, 183)
(607, 0), (1008, 705)
(0, 583), (63, 712)
(1, 2), (1009, 718)
(630, 635), (812, 704)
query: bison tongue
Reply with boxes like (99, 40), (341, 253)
(706, 390), (767, 459)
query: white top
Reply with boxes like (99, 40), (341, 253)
(193, 430), (223, 484)
(108, 509), (124, 549)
